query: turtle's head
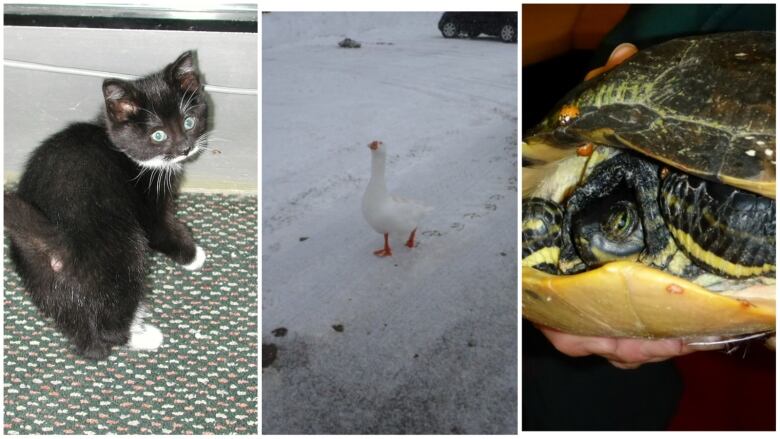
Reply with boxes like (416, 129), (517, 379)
(523, 104), (596, 163)
(524, 90), (599, 160)
(523, 76), (620, 163)
(571, 189), (645, 266)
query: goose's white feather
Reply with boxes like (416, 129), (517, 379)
(362, 141), (431, 236)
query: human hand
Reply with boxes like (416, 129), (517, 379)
(537, 325), (699, 369)
(584, 42), (638, 81)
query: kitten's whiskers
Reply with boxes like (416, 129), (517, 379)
(178, 88), (188, 112)
(130, 166), (150, 183)
(140, 163), (181, 198)
(182, 88), (199, 114)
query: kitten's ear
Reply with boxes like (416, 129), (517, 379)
(169, 51), (201, 92)
(102, 79), (138, 122)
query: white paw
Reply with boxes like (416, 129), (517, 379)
(183, 245), (206, 271)
(128, 322), (164, 351)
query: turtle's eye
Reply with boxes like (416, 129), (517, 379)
(571, 190), (645, 267)
(603, 201), (638, 241)
(150, 130), (167, 143)
(558, 104), (580, 126)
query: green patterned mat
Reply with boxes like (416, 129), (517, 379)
(3, 193), (258, 434)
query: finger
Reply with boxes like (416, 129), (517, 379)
(608, 339), (695, 368)
(608, 360), (643, 370)
(584, 65), (609, 81)
(608, 353), (678, 369)
(537, 326), (618, 357)
(584, 42), (639, 81)
(605, 42), (638, 68)
(637, 338), (692, 358)
(537, 326), (694, 366)
(564, 336), (618, 358)
(547, 331), (617, 357)
(611, 338), (691, 364)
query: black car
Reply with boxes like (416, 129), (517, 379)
(438, 12), (517, 43)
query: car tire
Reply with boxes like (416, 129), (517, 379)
(441, 20), (459, 38)
(499, 24), (516, 43)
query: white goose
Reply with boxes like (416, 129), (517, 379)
(362, 140), (431, 257)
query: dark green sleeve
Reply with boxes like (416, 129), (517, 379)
(592, 4), (776, 67)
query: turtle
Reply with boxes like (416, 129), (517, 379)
(521, 31), (776, 339)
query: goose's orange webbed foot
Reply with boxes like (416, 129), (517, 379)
(374, 233), (392, 257)
(405, 229), (417, 248)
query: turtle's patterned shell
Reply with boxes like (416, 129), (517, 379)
(533, 32), (776, 197)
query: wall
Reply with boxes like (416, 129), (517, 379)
(4, 26), (258, 193)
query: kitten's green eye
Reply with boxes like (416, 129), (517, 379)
(183, 117), (196, 130)
(150, 130), (167, 142)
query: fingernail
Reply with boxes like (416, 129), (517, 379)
(609, 42), (636, 60)
(686, 336), (728, 351)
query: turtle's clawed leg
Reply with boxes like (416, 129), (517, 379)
(632, 161), (676, 268)
(522, 198), (564, 274)
(559, 203), (588, 274)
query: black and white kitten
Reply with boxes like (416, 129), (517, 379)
(4, 51), (209, 360)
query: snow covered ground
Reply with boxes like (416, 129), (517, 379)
(262, 12), (517, 434)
